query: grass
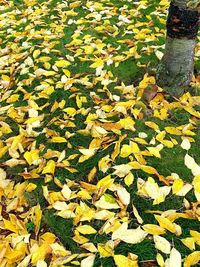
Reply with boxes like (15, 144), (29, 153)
(0, 0), (200, 266)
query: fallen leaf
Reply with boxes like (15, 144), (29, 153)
(153, 235), (171, 254)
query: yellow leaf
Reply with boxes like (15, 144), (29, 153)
(160, 0), (169, 5)
(80, 243), (98, 253)
(79, 148), (96, 162)
(0, 122), (12, 134)
(3, 218), (18, 233)
(83, 45), (94, 55)
(184, 106), (200, 118)
(132, 204), (143, 224)
(79, 148), (96, 156)
(181, 237), (195, 250)
(113, 164), (133, 177)
(42, 160), (56, 174)
(133, 137), (148, 145)
(90, 58), (104, 68)
(41, 232), (56, 243)
(89, 138), (103, 149)
(39, 56), (51, 63)
(154, 108), (168, 120)
(98, 156), (111, 173)
(117, 117), (135, 131)
(184, 251), (200, 267)
(44, 62), (51, 69)
(120, 144), (132, 158)
(34, 204), (42, 235)
(87, 167), (97, 182)
(73, 231), (89, 244)
(44, 70), (57, 77)
(77, 189), (92, 200)
(80, 182), (97, 192)
(145, 121), (160, 131)
(128, 161), (142, 169)
(51, 137), (67, 143)
(42, 85), (54, 95)
(143, 224), (166, 235)
(6, 249), (24, 264)
(147, 147), (161, 158)
(190, 230), (200, 246)
(26, 183), (37, 192)
(58, 100), (66, 109)
(161, 139), (174, 148)
(124, 172), (134, 186)
(24, 150), (40, 165)
(91, 125), (108, 136)
(55, 60), (70, 68)
(176, 183), (192, 197)
(137, 73), (152, 95)
(61, 184), (71, 200)
(154, 215), (176, 234)
(156, 253), (165, 267)
(78, 155), (91, 163)
(111, 136), (123, 160)
(62, 69), (71, 78)
(153, 235), (171, 254)
(172, 179), (184, 194)
(31, 244), (52, 264)
(98, 242), (114, 257)
(130, 141), (140, 154)
(7, 94), (19, 103)
(156, 131), (166, 142)
(165, 127), (182, 135)
(135, 32), (147, 40)
(76, 225), (97, 235)
(63, 107), (76, 116)
(69, 1), (81, 8)
(33, 49), (41, 59)
(141, 165), (158, 175)
(114, 254), (138, 267)
(1, 74), (10, 82)
(97, 175), (114, 189)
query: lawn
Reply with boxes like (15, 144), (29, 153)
(0, 0), (200, 266)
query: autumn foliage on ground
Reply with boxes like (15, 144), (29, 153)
(0, 0), (200, 266)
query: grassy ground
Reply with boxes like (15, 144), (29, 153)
(0, 0), (200, 266)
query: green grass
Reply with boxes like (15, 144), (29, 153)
(1, 0), (200, 266)
(43, 210), (81, 253)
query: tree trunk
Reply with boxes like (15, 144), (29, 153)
(157, 0), (199, 96)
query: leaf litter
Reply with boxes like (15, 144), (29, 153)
(0, 0), (200, 266)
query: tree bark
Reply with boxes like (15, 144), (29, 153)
(157, 0), (199, 97)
